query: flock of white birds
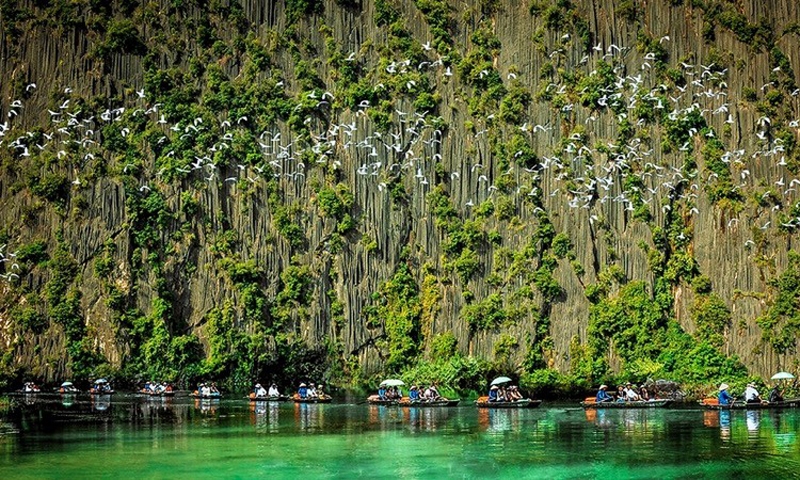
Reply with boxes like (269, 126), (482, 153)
(1, 33), (800, 284)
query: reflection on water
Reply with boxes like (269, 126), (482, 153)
(4, 398), (800, 477)
(295, 402), (325, 431)
(194, 398), (220, 415)
(405, 405), (452, 432)
(91, 395), (112, 412)
(746, 410), (760, 438)
(485, 408), (521, 433)
(720, 410), (731, 442)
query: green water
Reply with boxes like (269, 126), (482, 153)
(1, 395), (799, 478)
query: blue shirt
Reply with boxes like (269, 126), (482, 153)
(298, 387), (307, 398)
(719, 390), (733, 405)
(596, 389), (612, 402)
(409, 390), (419, 400)
(488, 389), (499, 401)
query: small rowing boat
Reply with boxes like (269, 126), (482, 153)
(700, 397), (800, 410)
(581, 398), (672, 409)
(366, 394), (402, 405)
(475, 397), (542, 408)
(190, 392), (221, 399)
(248, 394), (288, 402)
(292, 394), (332, 404)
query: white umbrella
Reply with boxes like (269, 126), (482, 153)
(95, 378), (108, 384)
(61, 381), (73, 387)
(771, 372), (795, 380)
(380, 379), (405, 387)
(490, 376), (513, 386)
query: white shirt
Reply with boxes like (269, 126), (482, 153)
(624, 388), (640, 401)
(268, 386), (279, 396)
(745, 386), (759, 401)
(256, 386), (267, 396)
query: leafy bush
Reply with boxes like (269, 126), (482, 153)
(16, 240), (48, 265)
(462, 293), (506, 331)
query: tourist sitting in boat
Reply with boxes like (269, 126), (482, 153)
(388, 386), (403, 399)
(430, 383), (441, 400)
(23, 382), (41, 393)
(307, 383), (318, 398)
(616, 385), (626, 402)
(624, 383), (640, 401)
(254, 383), (267, 397)
(768, 385), (783, 403)
(91, 381), (112, 394)
(507, 386), (523, 401)
(409, 385), (420, 401)
(718, 383), (733, 405)
(298, 383), (308, 399)
(639, 385), (650, 401)
(316, 384), (326, 398)
(268, 384), (280, 397)
(423, 385), (440, 401)
(488, 385), (501, 402)
(377, 385), (387, 400)
(596, 385), (613, 403)
(744, 383), (762, 404)
(200, 383), (218, 396)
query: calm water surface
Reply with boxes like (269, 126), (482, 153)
(1, 394), (799, 478)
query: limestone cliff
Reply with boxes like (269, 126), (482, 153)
(0, 0), (798, 388)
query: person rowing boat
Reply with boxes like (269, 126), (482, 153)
(596, 385), (613, 403)
(718, 383), (734, 405)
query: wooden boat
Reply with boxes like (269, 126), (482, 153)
(292, 394), (332, 404)
(17, 383), (42, 394)
(581, 398), (672, 409)
(190, 392), (221, 399)
(475, 397), (542, 408)
(248, 394), (288, 402)
(366, 394), (401, 405)
(402, 398), (461, 407)
(700, 397), (800, 410)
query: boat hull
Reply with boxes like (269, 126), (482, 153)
(248, 395), (288, 402)
(581, 399), (672, 409)
(367, 398), (401, 406)
(292, 395), (332, 404)
(475, 399), (542, 408)
(702, 398), (800, 410)
(140, 390), (176, 397)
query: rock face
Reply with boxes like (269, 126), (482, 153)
(0, 0), (798, 385)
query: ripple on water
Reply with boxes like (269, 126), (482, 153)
(2, 399), (800, 478)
